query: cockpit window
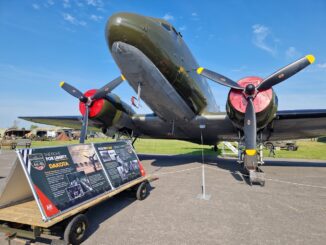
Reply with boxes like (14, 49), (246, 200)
(161, 23), (171, 31)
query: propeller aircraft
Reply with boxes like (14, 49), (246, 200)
(21, 13), (326, 185)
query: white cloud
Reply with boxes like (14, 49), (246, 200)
(252, 24), (277, 55)
(86, 0), (103, 7)
(285, 46), (300, 59)
(47, 0), (54, 5)
(76, 1), (84, 7)
(317, 63), (326, 69)
(231, 65), (247, 72)
(163, 13), (174, 21)
(63, 0), (70, 8)
(191, 12), (199, 21)
(90, 14), (103, 22)
(63, 13), (86, 26)
(32, 4), (40, 10)
(179, 25), (186, 31)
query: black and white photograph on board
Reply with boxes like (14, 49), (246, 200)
(66, 171), (93, 194)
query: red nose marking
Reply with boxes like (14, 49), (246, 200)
(229, 77), (273, 113)
(79, 89), (105, 118)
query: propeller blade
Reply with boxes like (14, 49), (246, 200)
(196, 67), (243, 90)
(60, 81), (88, 102)
(257, 55), (315, 91)
(244, 98), (257, 154)
(91, 75), (125, 100)
(80, 105), (89, 143)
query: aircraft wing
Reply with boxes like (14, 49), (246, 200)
(19, 116), (102, 132)
(20, 109), (326, 143)
(266, 109), (326, 141)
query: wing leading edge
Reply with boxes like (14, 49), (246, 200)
(19, 116), (101, 132)
(20, 109), (326, 143)
(266, 109), (326, 141)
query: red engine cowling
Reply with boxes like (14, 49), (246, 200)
(226, 77), (278, 129)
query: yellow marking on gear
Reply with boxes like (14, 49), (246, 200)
(306, 54), (315, 64)
(121, 74), (126, 81)
(246, 149), (257, 156)
(197, 67), (204, 74)
(59, 81), (65, 87)
(179, 66), (185, 73)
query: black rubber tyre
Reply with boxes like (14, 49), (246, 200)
(288, 145), (295, 151)
(64, 214), (89, 245)
(136, 181), (149, 200)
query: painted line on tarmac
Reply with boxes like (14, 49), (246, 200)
(152, 166), (202, 176)
(206, 166), (326, 190)
(149, 163), (326, 190)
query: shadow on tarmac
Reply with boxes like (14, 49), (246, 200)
(139, 153), (326, 185)
(85, 191), (135, 240)
(84, 186), (154, 243)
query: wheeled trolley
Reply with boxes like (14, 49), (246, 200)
(0, 176), (152, 245)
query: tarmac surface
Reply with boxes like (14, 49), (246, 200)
(0, 150), (326, 244)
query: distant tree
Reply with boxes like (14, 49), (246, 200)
(30, 125), (38, 130)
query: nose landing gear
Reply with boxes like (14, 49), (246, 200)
(237, 133), (265, 186)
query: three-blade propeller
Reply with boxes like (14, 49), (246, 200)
(60, 75), (125, 143)
(197, 55), (315, 155)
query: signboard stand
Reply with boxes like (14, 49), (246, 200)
(0, 141), (146, 222)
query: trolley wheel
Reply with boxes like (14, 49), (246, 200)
(64, 214), (88, 245)
(136, 181), (149, 200)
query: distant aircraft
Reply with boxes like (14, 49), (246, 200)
(21, 12), (326, 185)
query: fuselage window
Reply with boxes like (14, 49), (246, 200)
(161, 23), (171, 31)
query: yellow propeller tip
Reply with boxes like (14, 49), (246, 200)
(197, 67), (204, 74)
(306, 54), (315, 64)
(59, 81), (65, 87)
(245, 149), (257, 156)
(121, 74), (126, 81)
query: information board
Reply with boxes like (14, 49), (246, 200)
(94, 141), (145, 188)
(17, 141), (145, 220)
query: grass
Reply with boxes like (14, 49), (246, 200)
(29, 138), (326, 160)
(263, 140), (326, 160)
(31, 138), (216, 155)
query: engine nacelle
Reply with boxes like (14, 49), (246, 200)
(79, 89), (133, 130)
(226, 77), (278, 130)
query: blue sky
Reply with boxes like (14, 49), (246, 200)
(1, 0), (326, 128)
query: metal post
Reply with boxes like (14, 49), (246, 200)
(197, 125), (210, 200)
(259, 143), (264, 164)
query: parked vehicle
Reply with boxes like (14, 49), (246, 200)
(264, 141), (298, 151)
